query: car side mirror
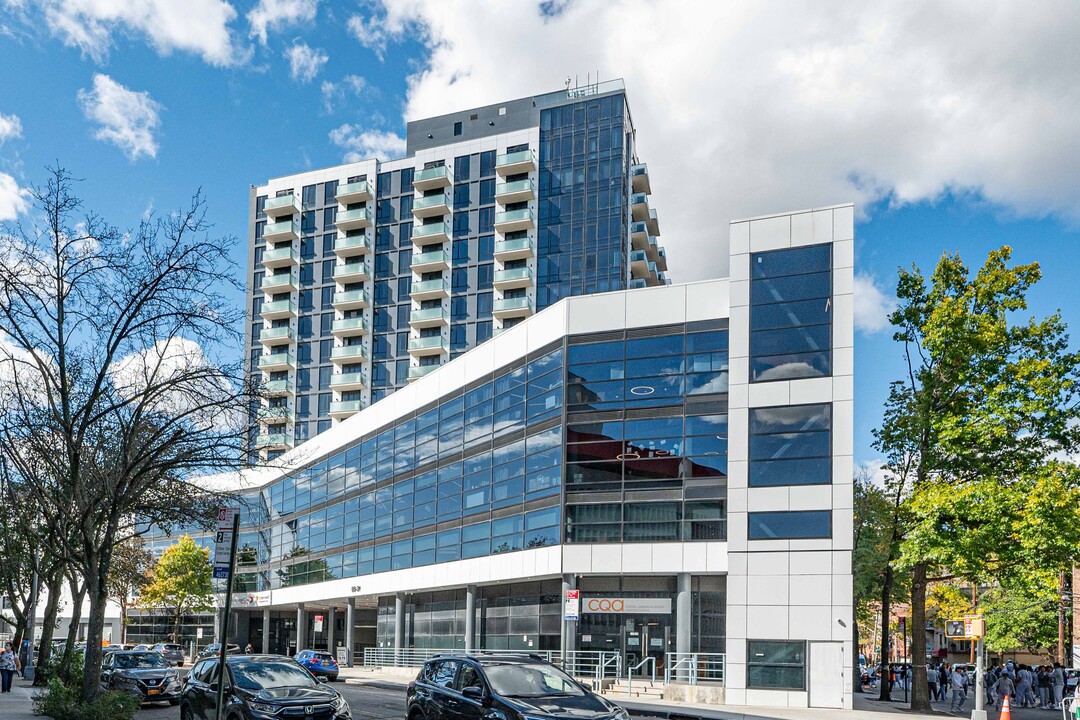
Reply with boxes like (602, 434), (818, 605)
(578, 680), (593, 692)
(316, 676), (328, 684)
(462, 686), (485, 702)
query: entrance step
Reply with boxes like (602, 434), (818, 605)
(604, 681), (665, 699)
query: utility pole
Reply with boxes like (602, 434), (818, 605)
(214, 511), (240, 720)
(1060, 570), (1067, 666)
(970, 584), (976, 664)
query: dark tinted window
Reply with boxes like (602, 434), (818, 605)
(456, 663), (484, 690)
(431, 660), (458, 688)
(747, 510), (831, 540)
(747, 640), (806, 690)
(749, 404), (831, 486)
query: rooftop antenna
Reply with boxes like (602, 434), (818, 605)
(564, 76), (571, 94)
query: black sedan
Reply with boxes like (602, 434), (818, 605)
(100, 651), (181, 706)
(181, 654), (351, 720)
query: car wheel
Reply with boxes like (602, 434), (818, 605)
(180, 704), (195, 720)
(409, 708), (427, 720)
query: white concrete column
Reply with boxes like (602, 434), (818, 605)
(394, 593), (406, 663)
(465, 585), (477, 651)
(345, 599), (355, 667)
(262, 608), (270, 654)
(676, 573), (692, 682)
(327, 606), (336, 654)
(560, 574), (576, 659)
(296, 603), (306, 653)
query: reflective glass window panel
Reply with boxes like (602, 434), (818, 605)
(747, 511), (831, 540)
(751, 245), (830, 279)
(747, 640), (806, 690)
(751, 271), (831, 306)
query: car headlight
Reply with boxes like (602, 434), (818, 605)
(166, 670), (179, 680)
(614, 709), (630, 720)
(333, 694), (347, 710)
(250, 701), (281, 715)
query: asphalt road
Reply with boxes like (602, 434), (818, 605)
(134, 680), (408, 718)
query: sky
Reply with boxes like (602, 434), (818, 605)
(1, 0), (1079, 471)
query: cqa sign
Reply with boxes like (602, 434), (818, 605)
(583, 597), (672, 614)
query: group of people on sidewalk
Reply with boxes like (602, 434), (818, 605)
(924, 660), (1069, 713)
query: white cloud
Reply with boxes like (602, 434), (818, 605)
(321, 74), (366, 113)
(328, 125), (405, 162)
(248, 0), (318, 45)
(285, 42), (328, 83)
(40, 0), (246, 66)
(0, 173), (31, 220)
(345, 9), (393, 61)
(77, 74), (162, 161)
(0, 112), (22, 144)
(370, 0), (1080, 281)
(853, 273), (896, 334)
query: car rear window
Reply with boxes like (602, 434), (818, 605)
(164, 644), (181, 651)
(314, 653), (334, 662)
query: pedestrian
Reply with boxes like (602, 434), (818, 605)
(984, 667), (997, 706)
(1052, 662), (1065, 710)
(1037, 665), (1051, 709)
(0, 641), (18, 692)
(994, 671), (1015, 710)
(905, 664), (912, 691)
(245, 643), (253, 653)
(950, 666), (968, 713)
(927, 663), (939, 700)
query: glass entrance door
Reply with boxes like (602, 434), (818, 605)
(623, 615), (671, 677)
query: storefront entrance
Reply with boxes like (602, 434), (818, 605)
(575, 580), (676, 678)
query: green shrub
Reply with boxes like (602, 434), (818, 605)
(33, 678), (138, 720)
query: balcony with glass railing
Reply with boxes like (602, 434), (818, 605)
(336, 180), (371, 204)
(493, 236), (533, 262)
(257, 405), (291, 423)
(258, 351), (296, 371)
(411, 221), (449, 243)
(408, 335), (448, 356)
(331, 316), (368, 337)
(335, 207), (372, 231)
(630, 163), (651, 194)
(333, 233), (371, 257)
(260, 299), (298, 320)
(412, 192), (450, 218)
(333, 289), (369, 310)
(496, 149), (535, 175)
(261, 245), (299, 268)
(264, 194), (299, 218)
(408, 364), (439, 381)
(630, 221), (649, 251)
(410, 249), (449, 272)
(409, 306), (449, 329)
(329, 400), (364, 418)
(259, 326), (296, 346)
(648, 208), (660, 236)
(630, 192), (650, 222)
(494, 178), (535, 204)
(260, 272), (297, 293)
(413, 165), (452, 190)
(409, 278), (449, 301)
(329, 371), (367, 391)
(330, 345), (368, 363)
(629, 278), (648, 290)
(493, 266), (533, 290)
(492, 296), (533, 320)
(494, 208), (534, 233)
(255, 433), (292, 450)
(263, 378), (294, 396)
(263, 219), (299, 243)
(333, 261), (370, 283)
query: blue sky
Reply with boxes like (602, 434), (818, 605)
(1, 0), (1078, 470)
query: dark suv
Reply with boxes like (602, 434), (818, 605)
(407, 654), (628, 720)
(180, 654), (351, 720)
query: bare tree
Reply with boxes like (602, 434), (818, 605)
(0, 167), (255, 701)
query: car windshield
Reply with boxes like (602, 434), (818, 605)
(484, 663), (584, 698)
(115, 653), (168, 669)
(163, 645), (181, 651)
(230, 661), (317, 690)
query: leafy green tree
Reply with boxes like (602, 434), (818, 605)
(875, 247), (1080, 711)
(981, 570), (1068, 661)
(138, 536), (214, 644)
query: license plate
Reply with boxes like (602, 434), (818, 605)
(147, 689), (160, 695)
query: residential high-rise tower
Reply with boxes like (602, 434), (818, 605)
(245, 80), (668, 458)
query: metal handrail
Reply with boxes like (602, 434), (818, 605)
(361, 647), (620, 682)
(663, 652), (726, 686)
(664, 654), (697, 685)
(626, 656), (656, 697)
(595, 652), (621, 683)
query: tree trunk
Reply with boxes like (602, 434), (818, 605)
(60, 575), (86, 682)
(33, 569), (64, 686)
(878, 565), (894, 701)
(175, 606), (182, 647)
(909, 562), (931, 712)
(119, 600), (127, 646)
(81, 560), (110, 702)
(852, 613), (862, 693)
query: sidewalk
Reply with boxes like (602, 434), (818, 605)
(338, 667), (946, 720)
(0, 677), (42, 720)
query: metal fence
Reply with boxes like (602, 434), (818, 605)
(663, 652), (726, 685)
(361, 648), (623, 682)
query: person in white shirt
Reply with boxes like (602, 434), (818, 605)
(1051, 663), (1065, 710)
(950, 667), (968, 712)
